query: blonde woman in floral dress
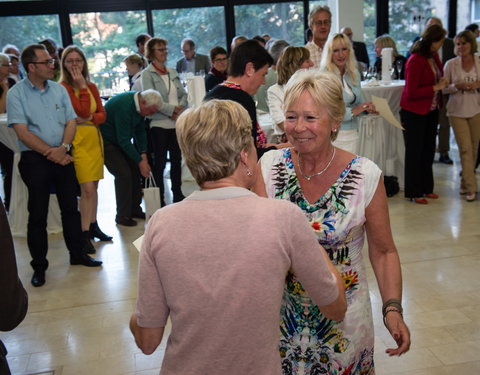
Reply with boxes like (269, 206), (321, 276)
(254, 70), (410, 375)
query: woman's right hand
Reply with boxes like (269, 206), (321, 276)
(71, 66), (87, 89)
(434, 77), (449, 92)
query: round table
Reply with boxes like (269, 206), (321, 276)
(359, 80), (405, 188)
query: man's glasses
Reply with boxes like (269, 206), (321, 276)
(313, 20), (331, 27)
(1, 63), (11, 67)
(31, 59), (55, 66)
(213, 57), (228, 62)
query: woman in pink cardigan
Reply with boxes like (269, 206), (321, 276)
(443, 30), (480, 202)
(400, 24), (449, 204)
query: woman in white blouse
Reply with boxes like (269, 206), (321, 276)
(443, 30), (480, 202)
(267, 46), (313, 144)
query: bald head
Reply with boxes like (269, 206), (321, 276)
(426, 17), (442, 28)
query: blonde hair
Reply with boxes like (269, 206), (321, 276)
(454, 30), (478, 55)
(124, 53), (147, 68)
(58, 45), (90, 85)
(276, 46), (310, 85)
(176, 100), (253, 186)
(320, 33), (359, 86)
(284, 70), (345, 141)
(59, 45), (90, 85)
(374, 35), (400, 57)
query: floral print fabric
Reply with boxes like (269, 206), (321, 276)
(260, 148), (382, 375)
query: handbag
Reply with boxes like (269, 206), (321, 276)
(144, 174), (161, 221)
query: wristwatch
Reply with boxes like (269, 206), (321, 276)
(62, 143), (72, 152)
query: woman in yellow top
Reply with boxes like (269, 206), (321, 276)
(60, 45), (111, 253)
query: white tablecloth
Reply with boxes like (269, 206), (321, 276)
(0, 113), (62, 237)
(359, 81), (405, 188)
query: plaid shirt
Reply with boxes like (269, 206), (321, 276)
(305, 41), (323, 69)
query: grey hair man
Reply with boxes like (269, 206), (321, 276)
(176, 38), (211, 75)
(306, 5), (332, 68)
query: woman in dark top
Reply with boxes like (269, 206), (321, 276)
(373, 35), (407, 80)
(205, 40), (275, 157)
(205, 46), (228, 92)
(400, 24), (449, 204)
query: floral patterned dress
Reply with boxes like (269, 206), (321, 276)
(260, 148), (382, 375)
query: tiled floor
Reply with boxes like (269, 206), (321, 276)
(1, 153), (479, 375)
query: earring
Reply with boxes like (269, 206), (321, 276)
(332, 128), (337, 133)
(246, 169), (253, 176)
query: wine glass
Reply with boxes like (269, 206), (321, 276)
(395, 60), (404, 80)
(388, 64), (395, 81)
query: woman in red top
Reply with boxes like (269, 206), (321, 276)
(400, 25), (449, 204)
(60, 46), (112, 253)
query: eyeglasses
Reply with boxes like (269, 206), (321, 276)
(154, 48), (168, 52)
(1, 63), (11, 67)
(313, 20), (331, 27)
(31, 59), (55, 66)
(213, 57), (228, 62)
(65, 59), (84, 64)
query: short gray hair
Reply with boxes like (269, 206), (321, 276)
(308, 5), (332, 28)
(0, 53), (10, 66)
(176, 100), (252, 186)
(267, 39), (290, 65)
(140, 89), (162, 108)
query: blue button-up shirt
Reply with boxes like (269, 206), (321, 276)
(6, 78), (76, 151)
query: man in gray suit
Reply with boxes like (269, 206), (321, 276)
(176, 39), (211, 75)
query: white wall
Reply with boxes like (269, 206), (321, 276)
(329, 0), (365, 41)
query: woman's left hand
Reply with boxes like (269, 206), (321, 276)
(362, 102), (378, 114)
(384, 311), (411, 356)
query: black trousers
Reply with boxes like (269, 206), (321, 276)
(150, 127), (183, 203)
(103, 143), (143, 218)
(401, 109), (438, 198)
(18, 151), (84, 271)
(0, 141), (13, 212)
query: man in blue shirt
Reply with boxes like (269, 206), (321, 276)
(7, 44), (102, 287)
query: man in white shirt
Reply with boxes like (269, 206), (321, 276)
(305, 5), (332, 68)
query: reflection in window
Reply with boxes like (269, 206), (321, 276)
(234, 2), (304, 46)
(70, 11), (147, 92)
(389, 0), (448, 55)
(363, 0), (376, 62)
(309, 1), (329, 12)
(152, 6), (226, 67)
(0, 15), (61, 54)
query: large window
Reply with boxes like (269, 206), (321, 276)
(389, 0), (448, 55)
(234, 2), (304, 46)
(152, 6), (226, 66)
(70, 11), (147, 93)
(0, 14), (61, 53)
(457, 0), (472, 31)
(364, 0), (376, 62)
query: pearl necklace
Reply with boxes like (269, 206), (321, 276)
(298, 147), (336, 181)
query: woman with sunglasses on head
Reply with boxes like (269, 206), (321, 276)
(142, 37), (187, 206)
(59, 45), (111, 253)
